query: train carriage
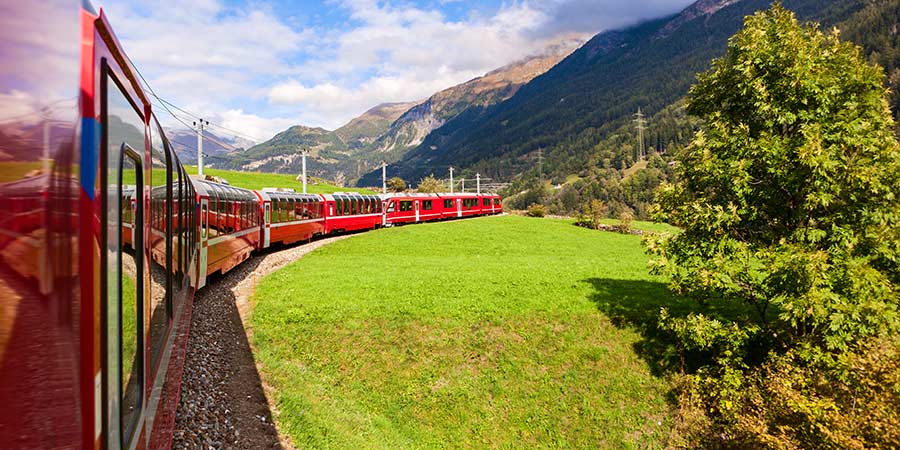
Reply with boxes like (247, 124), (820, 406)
(322, 192), (383, 234)
(257, 188), (326, 249)
(0, 3), (202, 448)
(381, 193), (443, 225)
(194, 180), (260, 289)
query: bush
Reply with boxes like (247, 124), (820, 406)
(616, 211), (634, 233)
(526, 203), (547, 217)
(416, 175), (443, 193)
(387, 177), (406, 192)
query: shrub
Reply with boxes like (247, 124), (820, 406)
(526, 203), (547, 217)
(616, 211), (634, 233)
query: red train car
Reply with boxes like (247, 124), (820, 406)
(382, 193), (503, 225)
(257, 189), (326, 248)
(0, 3), (199, 448)
(382, 193), (443, 224)
(195, 180), (260, 289)
(322, 192), (383, 234)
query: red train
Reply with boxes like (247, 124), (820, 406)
(0, 3), (501, 448)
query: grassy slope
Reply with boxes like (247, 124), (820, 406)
(184, 166), (375, 194)
(251, 215), (683, 448)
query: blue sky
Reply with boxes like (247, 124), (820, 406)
(99, 0), (694, 143)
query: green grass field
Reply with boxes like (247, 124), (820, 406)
(184, 166), (374, 194)
(251, 215), (696, 448)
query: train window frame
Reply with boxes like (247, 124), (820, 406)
(101, 62), (147, 449)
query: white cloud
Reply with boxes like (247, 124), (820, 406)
(211, 109), (298, 142)
(100, 0), (696, 137)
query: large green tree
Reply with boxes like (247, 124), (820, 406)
(647, 4), (900, 447)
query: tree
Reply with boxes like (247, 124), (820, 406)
(647, 4), (900, 447)
(416, 174), (443, 193)
(386, 177), (406, 192)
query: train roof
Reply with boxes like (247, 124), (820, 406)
(257, 189), (323, 202)
(319, 192), (381, 201)
(192, 177), (256, 201)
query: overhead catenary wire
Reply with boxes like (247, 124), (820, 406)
(122, 51), (267, 145)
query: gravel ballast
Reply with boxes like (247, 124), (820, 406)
(172, 235), (353, 449)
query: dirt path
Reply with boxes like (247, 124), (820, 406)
(172, 235), (353, 449)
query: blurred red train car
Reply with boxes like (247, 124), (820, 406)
(0, 3), (200, 448)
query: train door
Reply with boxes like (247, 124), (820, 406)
(263, 201), (271, 248)
(415, 200), (420, 222)
(456, 198), (462, 218)
(198, 197), (208, 289)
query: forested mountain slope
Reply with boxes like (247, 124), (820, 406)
(361, 0), (879, 190)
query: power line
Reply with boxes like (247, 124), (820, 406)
(122, 52), (267, 145)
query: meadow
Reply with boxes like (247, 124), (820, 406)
(184, 165), (375, 194)
(250, 215), (701, 448)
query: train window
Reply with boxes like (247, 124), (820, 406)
(483, 198), (490, 206)
(387, 201), (395, 213)
(444, 199), (453, 209)
(400, 200), (413, 212)
(422, 200), (433, 211)
(149, 117), (171, 374)
(103, 68), (144, 447)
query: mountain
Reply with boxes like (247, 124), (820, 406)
(222, 102), (413, 184)
(358, 0), (882, 189)
(359, 37), (584, 175)
(228, 38), (583, 186)
(334, 101), (419, 150)
(166, 128), (251, 167)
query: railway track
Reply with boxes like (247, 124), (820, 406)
(172, 235), (353, 449)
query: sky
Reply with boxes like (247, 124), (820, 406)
(99, 0), (695, 143)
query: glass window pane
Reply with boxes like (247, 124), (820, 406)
(104, 74), (144, 445)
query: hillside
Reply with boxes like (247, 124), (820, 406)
(358, 37), (584, 178)
(359, 0), (881, 189)
(334, 101), (419, 150)
(222, 102), (414, 184)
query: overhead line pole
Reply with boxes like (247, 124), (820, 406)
(449, 167), (454, 194)
(194, 118), (209, 176)
(633, 108), (647, 160)
(300, 147), (308, 194)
